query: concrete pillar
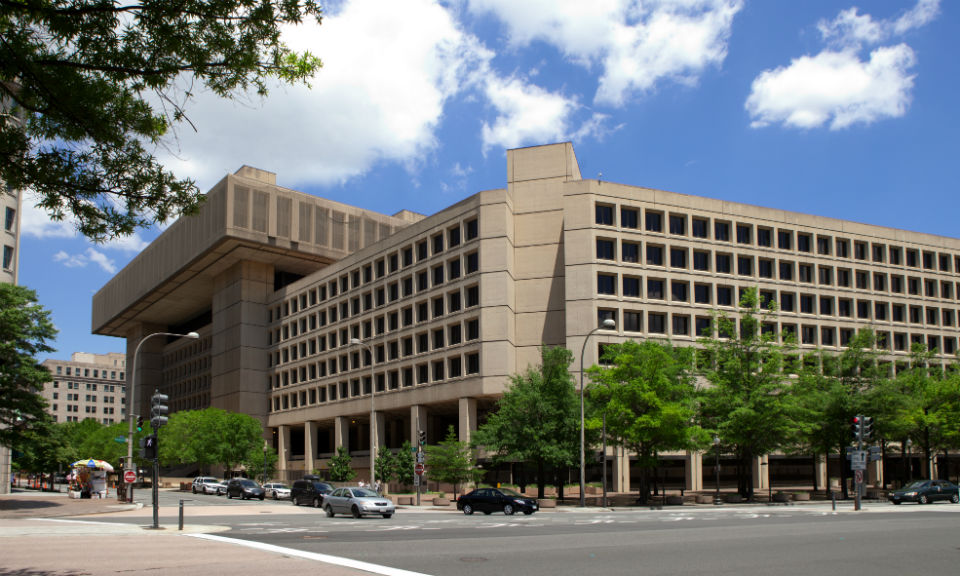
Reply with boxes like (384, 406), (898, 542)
(685, 451), (703, 492)
(278, 425), (290, 478)
(410, 405), (427, 445)
(125, 323), (165, 421)
(458, 397), (477, 443)
(304, 421), (316, 474)
(374, 412), (386, 448)
(0, 445), (10, 495)
(612, 447), (631, 493)
(210, 261), (272, 422)
(868, 456), (883, 488)
(334, 416), (349, 452)
(753, 455), (769, 491)
(814, 455), (828, 490)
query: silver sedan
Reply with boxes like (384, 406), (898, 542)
(323, 487), (395, 518)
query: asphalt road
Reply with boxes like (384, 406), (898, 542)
(98, 496), (960, 576)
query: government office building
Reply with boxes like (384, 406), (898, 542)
(93, 143), (960, 491)
(40, 353), (127, 425)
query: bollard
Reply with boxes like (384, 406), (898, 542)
(831, 491), (836, 511)
(179, 499), (185, 531)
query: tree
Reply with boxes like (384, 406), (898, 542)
(1, 0), (323, 241)
(425, 426), (482, 499)
(328, 446), (356, 482)
(472, 346), (581, 499)
(587, 340), (706, 504)
(159, 407), (262, 473)
(374, 447), (395, 487)
(0, 283), (57, 447)
(699, 287), (800, 500)
(242, 444), (277, 484)
(394, 441), (415, 489)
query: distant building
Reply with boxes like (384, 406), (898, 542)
(40, 353), (127, 424)
(93, 143), (960, 489)
(0, 158), (23, 494)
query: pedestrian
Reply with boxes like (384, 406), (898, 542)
(374, 480), (381, 494)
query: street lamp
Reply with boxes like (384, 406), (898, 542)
(126, 331), (199, 500)
(263, 440), (269, 485)
(713, 435), (721, 502)
(350, 338), (376, 486)
(579, 318), (616, 507)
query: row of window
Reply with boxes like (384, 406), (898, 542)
(272, 317), (480, 387)
(51, 404), (122, 415)
(597, 274), (960, 328)
(52, 366), (125, 380)
(597, 239), (960, 301)
(595, 203), (960, 275)
(272, 217), (480, 322)
(51, 381), (124, 393)
(595, 308), (959, 355)
(270, 352), (481, 413)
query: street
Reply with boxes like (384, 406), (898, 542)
(64, 493), (960, 576)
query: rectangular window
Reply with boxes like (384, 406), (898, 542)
(872, 244), (885, 263)
(797, 233), (811, 253)
(715, 253), (731, 274)
(717, 286), (733, 306)
(714, 221), (730, 242)
(778, 230), (792, 250)
(646, 245), (664, 266)
(800, 294), (815, 314)
(779, 261), (793, 281)
(672, 315), (690, 336)
(757, 228), (772, 247)
(854, 241), (867, 260)
(624, 311), (643, 332)
(647, 279), (664, 299)
(738, 255), (753, 276)
(670, 248), (687, 269)
(696, 317), (712, 337)
(694, 283), (710, 304)
(875, 301), (888, 321)
(620, 207), (637, 229)
(693, 251), (710, 271)
(892, 304), (904, 322)
(821, 327), (835, 346)
(2, 245), (12, 270)
(3, 208), (15, 232)
(758, 259), (773, 278)
(856, 271), (868, 290)
(671, 281), (688, 302)
(623, 276), (641, 298)
(622, 242), (640, 263)
(819, 296), (833, 315)
(817, 236), (831, 255)
(645, 211), (663, 232)
(818, 266), (832, 285)
(597, 239), (615, 260)
(838, 299), (852, 317)
(648, 313), (666, 334)
(598, 274), (617, 295)
(836, 239), (850, 258)
(691, 218), (708, 238)
(736, 224), (751, 245)
(669, 214), (686, 235)
(906, 249), (918, 267)
(889, 246), (901, 265)
(798, 264), (813, 283)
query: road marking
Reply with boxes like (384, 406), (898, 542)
(188, 533), (434, 576)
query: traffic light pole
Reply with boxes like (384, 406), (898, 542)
(855, 429), (862, 512)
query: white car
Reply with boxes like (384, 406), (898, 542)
(192, 476), (226, 495)
(263, 482), (291, 500)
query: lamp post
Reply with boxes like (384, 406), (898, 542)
(263, 440), (269, 485)
(126, 331), (199, 501)
(713, 435), (721, 502)
(579, 318), (616, 507)
(350, 338), (376, 486)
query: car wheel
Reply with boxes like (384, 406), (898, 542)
(523, 510), (534, 515)
(352, 505), (362, 519)
(259, 495), (265, 501)
(918, 495), (929, 504)
(951, 493), (959, 504)
(273, 492), (279, 500)
(503, 503), (515, 516)
(892, 500), (901, 505)
(227, 492), (233, 499)
(325, 505), (335, 517)
(382, 514), (392, 519)
(192, 486), (198, 494)
(292, 496), (298, 506)
(313, 497), (320, 508)
(482, 511), (491, 515)
(462, 504), (474, 515)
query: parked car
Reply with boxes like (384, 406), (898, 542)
(263, 482), (291, 500)
(457, 487), (539, 515)
(888, 480), (960, 504)
(323, 487), (395, 518)
(291, 479), (334, 507)
(192, 476), (225, 495)
(226, 478), (266, 500)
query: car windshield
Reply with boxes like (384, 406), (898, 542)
(272, 484), (289, 490)
(497, 487), (524, 497)
(240, 480), (258, 487)
(902, 481), (929, 489)
(350, 488), (380, 497)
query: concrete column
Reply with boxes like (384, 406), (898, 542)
(410, 405), (427, 445)
(334, 416), (349, 452)
(210, 261), (272, 422)
(685, 451), (703, 492)
(868, 456), (883, 488)
(374, 412), (386, 448)
(612, 447), (631, 493)
(125, 323), (165, 420)
(458, 397), (478, 443)
(278, 425), (290, 477)
(753, 455), (769, 491)
(814, 455), (828, 490)
(0, 445), (10, 495)
(304, 421), (316, 474)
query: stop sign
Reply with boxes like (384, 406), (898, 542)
(123, 470), (137, 483)
(414, 463), (425, 476)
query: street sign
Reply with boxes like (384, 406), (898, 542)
(850, 450), (867, 471)
(854, 470), (864, 484)
(413, 475), (420, 486)
(414, 463), (425, 476)
(416, 451), (425, 464)
(114, 436), (126, 443)
(868, 446), (882, 461)
(123, 470), (137, 484)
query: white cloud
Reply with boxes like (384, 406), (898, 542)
(157, 0), (493, 190)
(481, 76), (578, 152)
(747, 0), (938, 130)
(20, 199), (75, 239)
(52, 248), (118, 274)
(468, 0), (743, 107)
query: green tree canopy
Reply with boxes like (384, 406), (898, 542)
(472, 346), (581, 499)
(0, 283), (56, 446)
(159, 407), (263, 473)
(1, 0), (323, 241)
(424, 426), (482, 499)
(328, 446), (356, 482)
(588, 340), (706, 503)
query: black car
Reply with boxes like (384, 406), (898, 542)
(457, 487), (539, 515)
(226, 478), (266, 500)
(888, 480), (960, 504)
(291, 479), (334, 507)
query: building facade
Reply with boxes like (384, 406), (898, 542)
(40, 353), (127, 424)
(0, 173), (23, 494)
(93, 143), (960, 489)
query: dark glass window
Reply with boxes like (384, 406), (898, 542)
(648, 313), (666, 334)
(596, 205), (614, 226)
(597, 239), (615, 260)
(736, 224), (751, 244)
(670, 248), (687, 268)
(778, 230), (792, 250)
(621, 208), (638, 229)
(779, 261), (793, 280)
(623, 277), (641, 298)
(693, 251), (709, 271)
(671, 281), (688, 302)
(738, 256), (753, 276)
(694, 284), (710, 304)
(757, 228), (772, 247)
(669, 215), (686, 235)
(797, 234), (811, 253)
(758, 259), (773, 278)
(645, 211), (663, 232)
(598, 274), (617, 295)
(691, 218), (708, 238)
(714, 221), (730, 242)
(647, 279), (664, 299)
(646, 245), (664, 266)
(715, 253), (731, 274)
(622, 242), (640, 263)
(717, 286), (733, 306)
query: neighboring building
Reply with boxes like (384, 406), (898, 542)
(40, 353), (127, 424)
(0, 168), (23, 494)
(93, 143), (960, 489)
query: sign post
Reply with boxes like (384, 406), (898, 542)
(123, 470), (137, 484)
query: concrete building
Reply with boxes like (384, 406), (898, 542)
(93, 143), (960, 489)
(40, 353), (127, 425)
(1, 173), (23, 494)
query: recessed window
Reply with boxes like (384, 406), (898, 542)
(645, 211), (663, 232)
(647, 279), (665, 299)
(670, 248), (687, 269)
(715, 253), (731, 274)
(596, 204), (615, 226)
(669, 214), (686, 235)
(648, 313), (666, 334)
(624, 311), (643, 332)
(757, 228), (772, 247)
(598, 274), (617, 295)
(620, 207), (638, 229)
(693, 251), (710, 271)
(872, 244), (885, 263)
(854, 242), (867, 260)
(779, 260), (794, 281)
(671, 281), (688, 302)
(817, 236), (831, 255)
(623, 276), (641, 298)
(597, 238), (616, 260)
(622, 242), (640, 263)
(778, 230), (792, 250)
(738, 255), (753, 276)
(672, 315), (690, 336)
(797, 233), (812, 253)
(714, 221), (730, 242)
(694, 284), (710, 304)
(692, 218), (709, 239)
(736, 224), (752, 245)
(717, 286), (733, 306)
(836, 238), (850, 258)
(646, 245), (664, 266)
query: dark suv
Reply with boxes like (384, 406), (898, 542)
(291, 479), (334, 507)
(226, 478), (265, 500)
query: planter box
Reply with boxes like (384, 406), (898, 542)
(793, 492), (810, 501)
(432, 497), (450, 506)
(695, 494), (715, 504)
(396, 496), (414, 505)
(665, 495), (684, 506)
(772, 492), (792, 503)
(538, 499), (556, 509)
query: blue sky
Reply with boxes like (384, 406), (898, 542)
(18, 0), (958, 361)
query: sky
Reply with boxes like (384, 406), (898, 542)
(17, 0), (959, 361)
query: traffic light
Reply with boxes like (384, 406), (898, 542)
(136, 416), (143, 432)
(851, 415), (862, 443)
(150, 390), (169, 430)
(142, 434), (157, 459)
(861, 416), (873, 442)
(418, 429), (426, 446)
